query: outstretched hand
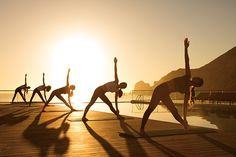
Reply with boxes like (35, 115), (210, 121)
(114, 57), (117, 63)
(184, 38), (190, 48)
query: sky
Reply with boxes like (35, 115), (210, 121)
(0, 0), (236, 101)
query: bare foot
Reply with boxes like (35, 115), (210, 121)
(183, 120), (189, 130)
(140, 129), (148, 137)
(117, 115), (125, 120)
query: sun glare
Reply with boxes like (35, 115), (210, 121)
(51, 34), (107, 107)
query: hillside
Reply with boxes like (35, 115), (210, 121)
(134, 47), (236, 91)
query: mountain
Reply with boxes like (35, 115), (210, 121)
(134, 47), (236, 91)
(134, 81), (152, 90)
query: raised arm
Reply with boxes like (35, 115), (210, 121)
(43, 73), (47, 101)
(184, 38), (191, 77)
(43, 73), (45, 86)
(25, 74), (27, 86)
(114, 57), (119, 83)
(66, 68), (70, 86)
(24, 74), (28, 97)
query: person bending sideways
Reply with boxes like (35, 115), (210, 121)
(42, 69), (76, 112)
(82, 57), (127, 122)
(29, 73), (51, 106)
(12, 74), (31, 103)
(140, 38), (203, 134)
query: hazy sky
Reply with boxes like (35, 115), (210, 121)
(0, 0), (236, 100)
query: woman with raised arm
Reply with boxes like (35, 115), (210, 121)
(29, 73), (51, 106)
(140, 38), (203, 134)
(12, 74), (31, 103)
(42, 69), (76, 112)
(82, 57), (127, 122)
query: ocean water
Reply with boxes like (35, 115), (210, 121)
(1, 90), (236, 131)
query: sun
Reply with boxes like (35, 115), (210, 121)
(51, 34), (108, 107)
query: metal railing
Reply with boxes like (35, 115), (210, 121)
(130, 90), (236, 106)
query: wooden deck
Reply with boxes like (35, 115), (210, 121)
(0, 103), (236, 157)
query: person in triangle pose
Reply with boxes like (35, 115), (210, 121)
(42, 69), (76, 112)
(82, 57), (127, 122)
(12, 74), (31, 103)
(29, 73), (51, 106)
(140, 38), (204, 134)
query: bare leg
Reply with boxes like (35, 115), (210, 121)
(42, 91), (56, 112)
(19, 91), (27, 103)
(29, 90), (37, 106)
(12, 91), (18, 103)
(37, 91), (46, 104)
(56, 94), (73, 110)
(46, 91), (56, 105)
(82, 90), (100, 121)
(162, 96), (189, 129)
(99, 94), (121, 118)
(140, 93), (160, 132)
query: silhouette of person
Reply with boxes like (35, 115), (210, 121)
(140, 38), (204, 133)
(82, 57), (127, 122)
(29, 73), (51, 106)
(12, 74), (31, 103)
(42, 69), (76, 112)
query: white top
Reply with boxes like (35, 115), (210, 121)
(103, 81), (118, 93)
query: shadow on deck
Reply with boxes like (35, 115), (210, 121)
(0, 103), (236, 157)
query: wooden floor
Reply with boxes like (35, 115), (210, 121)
(0, 103), (236, 157)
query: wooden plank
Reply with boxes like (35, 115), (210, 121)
(119, 127), (217, 138)
(0, 103), (236, 157)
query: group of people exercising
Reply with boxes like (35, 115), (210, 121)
(11, 38), (203, 133)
